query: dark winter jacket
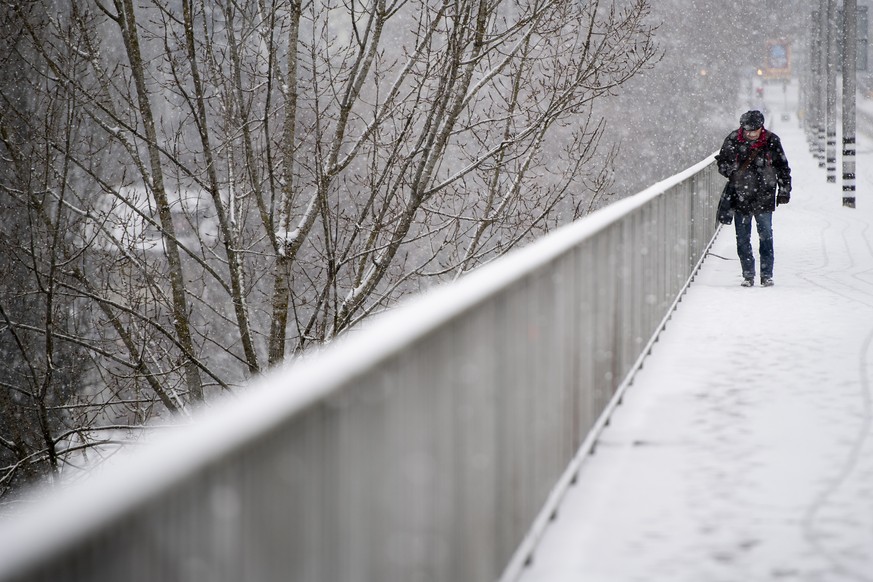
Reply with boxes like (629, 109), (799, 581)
(716, 128), (792, 215)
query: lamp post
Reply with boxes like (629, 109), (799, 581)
(842, 0), (857, 208)
(826, 0), (838, 184)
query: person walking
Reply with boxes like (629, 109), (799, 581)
(716, 110), (792, 287)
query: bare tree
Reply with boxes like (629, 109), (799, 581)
(0, 0), (658, 502)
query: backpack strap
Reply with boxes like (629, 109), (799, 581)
(736, 146), (762, 175)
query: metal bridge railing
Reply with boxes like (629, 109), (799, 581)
(0, 156), (723, 582)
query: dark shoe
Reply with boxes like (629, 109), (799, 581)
(741, 278), (754, 287)
(761, 277), (774, 287)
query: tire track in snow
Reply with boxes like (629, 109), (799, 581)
(801, 328), (873, 582)
(792, 201), (873, 309)
(790, 163), (873, 577)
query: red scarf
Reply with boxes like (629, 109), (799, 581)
(739, 127), (768, 149)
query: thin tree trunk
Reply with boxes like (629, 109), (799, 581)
(268, 0), (301, 365)
(180, 0), (260, 374)
(116, 0), (203, 400)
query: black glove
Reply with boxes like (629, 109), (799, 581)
(777, 191), (790, 206)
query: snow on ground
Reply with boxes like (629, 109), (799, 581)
(516, 85), (873, 581)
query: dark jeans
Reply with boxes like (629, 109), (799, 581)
(734, 212), (773, 280)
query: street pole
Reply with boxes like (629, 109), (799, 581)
(826, 0), (838, 183)
(809, 8), (820, 151)
(843, 0), (858, 207)
(817, 1), (828, 167)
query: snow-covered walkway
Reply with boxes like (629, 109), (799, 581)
(516, 104), (873, 579)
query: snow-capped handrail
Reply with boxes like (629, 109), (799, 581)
(0, 156), (723, 582)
